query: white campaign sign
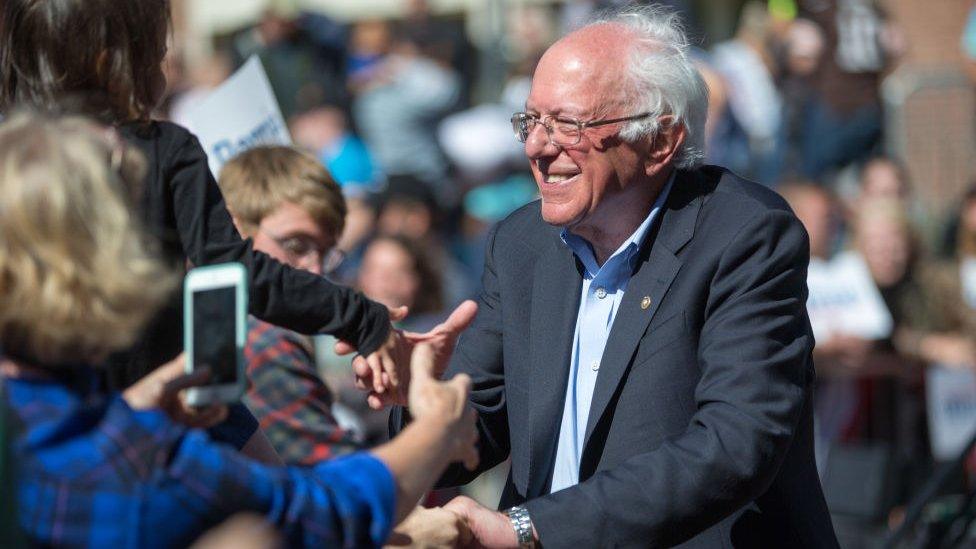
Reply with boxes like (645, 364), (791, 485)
(926, 365), (976, 460)
(182, 56), (291, 176)
(806, 251), (893, 341)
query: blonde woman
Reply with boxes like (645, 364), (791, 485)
(0, 112), (477, 548)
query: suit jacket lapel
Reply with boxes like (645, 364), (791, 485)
(581, 172), (703, 452)
(526, 235), (582, 498)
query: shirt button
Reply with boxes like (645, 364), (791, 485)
(591, 360), (600, 371)
(595, 287), (607, 299)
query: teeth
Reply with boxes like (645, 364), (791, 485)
(546, 174), (575, 183)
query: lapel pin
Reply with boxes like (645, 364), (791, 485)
(640, 296), (651, 310)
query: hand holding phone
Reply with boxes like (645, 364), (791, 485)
(183, 262), (248, 405)
(123, 353), (228, 428)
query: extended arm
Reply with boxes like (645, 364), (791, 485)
(166, 133), (390, 354)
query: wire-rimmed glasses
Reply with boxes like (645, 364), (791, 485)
(510, 111), (653, 146)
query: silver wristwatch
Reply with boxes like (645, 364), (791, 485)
(505, 505), (536, 548)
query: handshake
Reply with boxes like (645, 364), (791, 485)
(339, 300), (533, 549)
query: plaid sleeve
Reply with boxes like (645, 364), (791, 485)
(243, 320), (358, 464)
(167, 430), (396, 548)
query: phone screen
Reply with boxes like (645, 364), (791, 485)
(192, 286), (238, 384)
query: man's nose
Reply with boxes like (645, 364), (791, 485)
(524, 123), (559, 159)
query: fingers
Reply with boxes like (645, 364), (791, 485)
(366, 354), (385, 394)
(162, 366), (213, 395)
(381, 348), (398, 388)
(353, 355), (372, 391)
(410, 343), (436, 385)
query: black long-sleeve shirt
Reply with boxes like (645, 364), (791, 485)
(103, 121), (389, 389)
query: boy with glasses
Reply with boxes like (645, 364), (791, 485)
(218, 146), (358, 464)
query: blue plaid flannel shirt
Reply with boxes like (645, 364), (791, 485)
(4, 371), (395, 548)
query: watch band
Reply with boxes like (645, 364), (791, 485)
(505, 505), (536, 548)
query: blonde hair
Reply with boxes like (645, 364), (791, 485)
(0, 112), (177, 366)
(218, 146), (346, 239)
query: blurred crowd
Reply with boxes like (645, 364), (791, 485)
(5, 0), (976, 546)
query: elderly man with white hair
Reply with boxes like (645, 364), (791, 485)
(371, 6), (838, 547)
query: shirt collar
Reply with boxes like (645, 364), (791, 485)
(560, 171), (675, 278)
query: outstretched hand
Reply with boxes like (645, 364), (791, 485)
(337, 300), (478, 409)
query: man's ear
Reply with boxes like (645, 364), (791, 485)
(644, 120), (686, 178)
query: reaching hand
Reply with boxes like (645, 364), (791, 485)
(337, 300), (478, 409)
(123, 353), (228, 429)
(408, 343), (479, 471)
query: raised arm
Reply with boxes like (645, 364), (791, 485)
(165, 130), (390, 354)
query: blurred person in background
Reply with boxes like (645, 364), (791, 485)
(399, 0), (476, 106)
(358, 235), (446, 334)
(710, 1), (783, 186)
(374, 176), (477, 306)
(352, 25), (461, 204)
(855, 201), (976, 370)
(0, 0), (409, 420)
(779, 183), (873, 374)
(857, 155), (912, 206)
(0, 112), (477, 548)
(230, 0), (348, 118)
(775, 18), (826, 183)
(798, 0), (903, 182)
(822, 199), (976, 527)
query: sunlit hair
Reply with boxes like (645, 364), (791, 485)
(0, 0), (170, 123)
(585, 5), (709, 169)
(0, 112), (177, 366)
(218, 146), (347, 240)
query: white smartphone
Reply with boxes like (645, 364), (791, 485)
(183, 262), (248, 405)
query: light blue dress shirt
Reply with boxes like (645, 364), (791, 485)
(549, 175), (674, 493)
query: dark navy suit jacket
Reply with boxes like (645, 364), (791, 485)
(394, 166), (838, 547)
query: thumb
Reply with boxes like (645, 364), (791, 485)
(410, 342), (436, 384)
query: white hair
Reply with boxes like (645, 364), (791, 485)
(585, 5), (709, 169)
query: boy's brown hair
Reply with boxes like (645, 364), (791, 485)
(218, 146), (346, 239)
(0, 0), (170, 123)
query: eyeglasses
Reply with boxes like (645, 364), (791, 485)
(511, 111), (653, 146)
(258, 227), (345, 274)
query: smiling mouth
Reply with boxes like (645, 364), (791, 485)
(543, 173), (580, 184)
